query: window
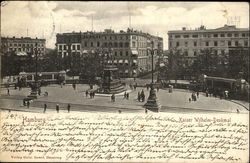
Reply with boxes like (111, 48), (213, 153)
(119, 42), (123, 47)
(175, 35), (181, 38)
(110, 36), (112, 40)
(242, 33), (246, 37)
(91, 42), (93, 47)
(228, 41), (231, 46)
(234, 33), (239, 37)
(244, 41), (248, 47)
(114, 42), (118, 47)
(132, 41), (136, 47)
(72, 45), (75, 50)
(213, 34), (218, 37)
(132, 36), (136, 39)
(103, 42), (107, 47)
(214, 41), (218, 46)
(120, 51), (123, 56)
(169, 42), (172, 48)
(77, 45), (80, 50)
(220, 33), (225, 37)
(84, 42), (87, 47)
(194, 51), (197, 56)
(183, 35), (189, 38)
(114, 51), (117, 56)
(206, 42), (209, 46)
(64, 45), (67, 50)
(194, 41), (197, 46)
(125, 42), (129, 47)
(192, 34), (198, 38)
(184, 51), (188, 56)
(214, 50), (218, 55)
(227, 33), (232, 37)
(126, 51), (129, 56)
(97, 42), (100, 47)
(176, 42), (179, 47)
(235, 41), (239, 46)
(59, 45), (62, 50)
(185, 42), (188, 47)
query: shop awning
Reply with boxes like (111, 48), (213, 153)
(133, 70), (137, 73)
(124, 60), (128, 64)
(113, 60), (117, 63)
(125, 70), (129, 73)
(133, 60), (137, 63)
(82, 50), (88, 54)
(131, 50), (138, 55)
(119, 60), (123, 63)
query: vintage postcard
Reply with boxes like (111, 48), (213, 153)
(0, 1), (249, 162)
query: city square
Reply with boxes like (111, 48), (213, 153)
(1, 83), (248, 114)
(0, 1), (249, 163)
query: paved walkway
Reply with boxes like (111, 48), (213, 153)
(1, 84), (249, 114)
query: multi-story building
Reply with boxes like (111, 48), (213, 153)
(1, 36), (46, 56)
(168, 25), (249, 66)
(56, 28), (163, 77)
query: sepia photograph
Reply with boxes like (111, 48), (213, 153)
(0, 1), (249, 162)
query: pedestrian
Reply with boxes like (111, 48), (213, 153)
(118, 110), (121, 114)
(237, 109), (240, 114)
(111, 94), (115, 102)
(145, 109), (148, 114)
(86, 90), (89, 98)
(126, 93), (129, 100)
(38, 88), (41, 96)
(61, 82), (63, 88)
(124, 92), (127, 99)
(141, 90), (145, 102)
(56, 104), (59, 113)
(196, 92), (199, 98)
(157, 87), (159, 92)
(93, 92), (95, 98)
(147, 85), (149, 91)
(67, 104), (71, 113)
(138, 92), (141, 102)
(27, 100), (30, 108)
(7, 88), (10, 96)
(23, 99), (26, 106)
(189, 98), (191, 103)
(14, 84), (17, 90)
(44, 104), (47, 113)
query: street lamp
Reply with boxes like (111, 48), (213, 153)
(144, 41), (161, 112)
(27, 43), (40, 99)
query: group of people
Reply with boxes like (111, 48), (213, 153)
(129, 83), (138, 90)
(43, 103), (71, 113)
(123, 92), (129, 100)
(85, 90), (96, 98)
(138, 89), (145, 102)
(189, 92), (199, 102)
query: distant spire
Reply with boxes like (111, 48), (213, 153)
(91, 15), (94, 31)
(129, 12), (131, 28)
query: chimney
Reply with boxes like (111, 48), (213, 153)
(182, 27), (186, 31)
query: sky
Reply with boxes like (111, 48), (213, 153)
(1, 1), (249, 50)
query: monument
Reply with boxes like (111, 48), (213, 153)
(98, 65), (125, 94)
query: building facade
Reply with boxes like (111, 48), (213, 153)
(56, 28), (163, 78)
(168, 25), (249, 66)
(1, 37), (46, 57)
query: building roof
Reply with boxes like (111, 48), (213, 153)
(168, 24), (249, 34)
(1, 36), (46, 41)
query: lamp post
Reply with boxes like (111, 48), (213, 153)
(28, 43), (40, 99)
(144, 41), (161, 112)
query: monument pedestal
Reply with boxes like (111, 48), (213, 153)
(144, 84), (161, 112)
(99, 65), (125, 94)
